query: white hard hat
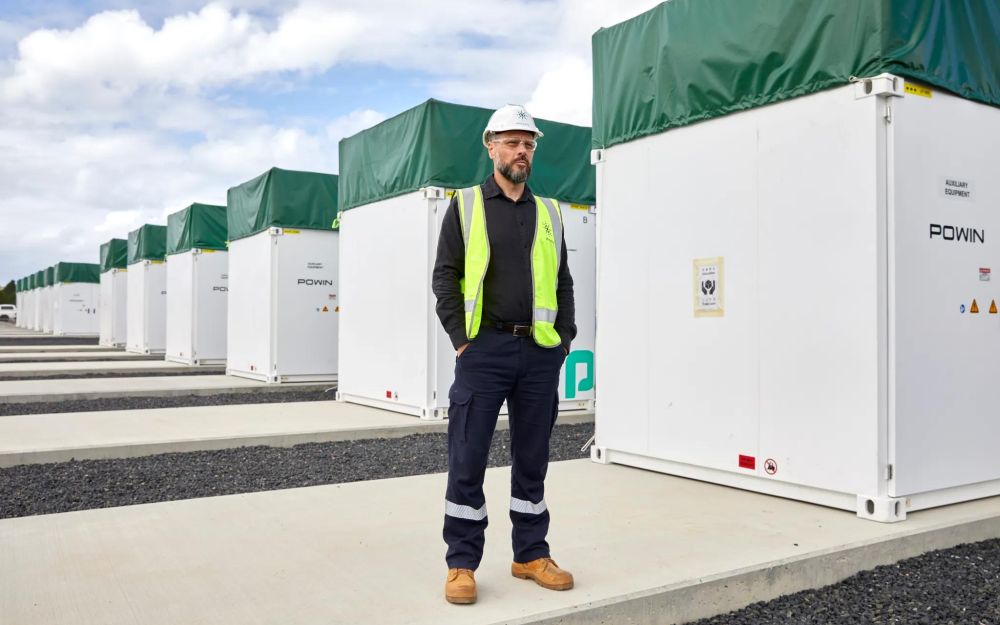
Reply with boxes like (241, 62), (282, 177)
(482, 104), (544, 146)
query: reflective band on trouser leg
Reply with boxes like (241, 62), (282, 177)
(510, 497), (547, 515)
(446, 500), (488, 521)
(530, 196), (563, 347)
(460, 186), (489, 340)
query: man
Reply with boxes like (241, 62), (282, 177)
(432, 104), (576, 604)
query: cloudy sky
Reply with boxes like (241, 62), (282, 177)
(0, 0), (659, 284)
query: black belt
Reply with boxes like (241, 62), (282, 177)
(492, 321), (532, 337)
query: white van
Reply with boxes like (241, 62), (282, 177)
(0, 304), (17, 323)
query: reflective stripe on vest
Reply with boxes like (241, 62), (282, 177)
(457, 185), (563, 348)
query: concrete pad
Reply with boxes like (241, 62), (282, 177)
(0, 402), (594, 467)
(0, 359), (224, 380)
(3, 461), (1000, 625)
(0, 375), (329, 405)
(0, 351), (160, 363)
(0, 345), (118, 353)
(0, 324), (41, 336)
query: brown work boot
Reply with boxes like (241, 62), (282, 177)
(445, 568), (477, 604)
(511, 557), (574, 590)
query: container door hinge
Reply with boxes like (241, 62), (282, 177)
(590, 149), (606, 165)
(884, 105), (893, 124)
(886, 464), (894, 480)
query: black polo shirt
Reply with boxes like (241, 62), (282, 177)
(432, 174), (576, 351)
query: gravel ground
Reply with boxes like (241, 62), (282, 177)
(0, 336), (99, 346)
(688, 539), (1000, 625)
(0, 355), (161, 364)
(0, 369), (225, 382)
(0, 422), (593, 518)
(0, 389), (335, 416)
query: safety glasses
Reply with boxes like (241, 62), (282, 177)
(492, 138), (538, 151)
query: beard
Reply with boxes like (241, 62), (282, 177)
(497, 155), (532, 184)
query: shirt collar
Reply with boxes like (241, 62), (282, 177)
(482, 173), (535, 205)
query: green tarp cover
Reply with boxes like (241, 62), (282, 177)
(167, 203), (228, 254)
(592, 0), (1000, 148)
(44, 266), (55, 287)
(100, 239), (128, 272)
(127, 225), (167, 264)
(227, 168), (338, 241)
(34, 271), (43, 288)
(338, 99), (596, 211)
(55, 262), (100, 284)
(28, 274), (35, 289)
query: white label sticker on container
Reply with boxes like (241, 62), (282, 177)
(942, 177), (974, 201)
(693, 257), (724, 318)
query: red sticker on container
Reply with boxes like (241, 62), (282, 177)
(738, 455), (756, 470)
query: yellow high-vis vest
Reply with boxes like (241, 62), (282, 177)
(456, 185), (563, 348)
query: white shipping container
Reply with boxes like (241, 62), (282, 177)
(40, 286), (53, 333)
(52, 283), (99, 336)
(337, 188), (596, 419)
(227, 228), (338, 382)
(32, 289), (43, 331)
(126, 260), (167, 354)
(21, 291), (32, 329)
(99, 269), (128, 347)
(166, 249), (228, 365)
(592, 75), (1000, 522)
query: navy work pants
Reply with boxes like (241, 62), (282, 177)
(443, 327), (565, 570)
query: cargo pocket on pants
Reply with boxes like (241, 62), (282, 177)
(448, 382), (473, 444)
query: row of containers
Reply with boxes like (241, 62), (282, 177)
(12, 0), (1000, 521)
(13, 99), (598, 418)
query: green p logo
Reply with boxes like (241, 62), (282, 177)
(565, 349), (594, 399)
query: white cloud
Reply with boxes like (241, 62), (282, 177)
(0, 0), (664, 280)
(526, 56), (593, 126)
(325, 109), (387, 142)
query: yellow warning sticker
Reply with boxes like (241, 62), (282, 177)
(904, 83), (932, 99)
(570, 204), (589, 211)
(201, 249), (216, 253)
(322, 305), (329, 312)
(970, 299), (980, 314)
(990, 300), (998, 314)
(284, 229), (300, 234)
(150, 260), (165, 264)
(446, 190), (457, 198)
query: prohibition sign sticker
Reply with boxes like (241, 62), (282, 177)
(764, 459), (778, 475)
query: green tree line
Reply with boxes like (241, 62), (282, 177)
(0, 280), (15, 305)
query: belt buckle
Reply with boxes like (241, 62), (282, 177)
(512, 324), (531, 337)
